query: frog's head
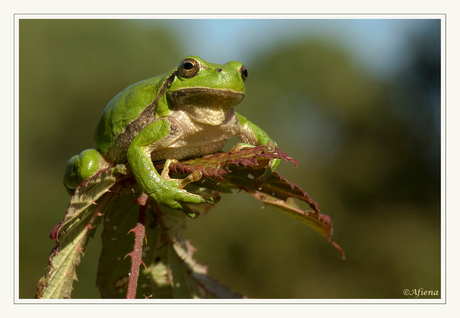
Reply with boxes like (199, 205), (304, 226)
(167, 56), (247, 118)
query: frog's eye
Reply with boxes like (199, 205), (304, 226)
(239, 65), (248, 82)
(179, 58), (200, 78)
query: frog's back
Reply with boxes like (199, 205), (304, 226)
(95, 73), (167, 160)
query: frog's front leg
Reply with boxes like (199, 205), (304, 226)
(235, 112), (281, 179)
(127, 119), (213, 217)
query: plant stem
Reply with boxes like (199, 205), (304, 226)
(125, 193), (148, 299)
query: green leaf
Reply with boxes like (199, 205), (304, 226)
(35, 165), (128, 299)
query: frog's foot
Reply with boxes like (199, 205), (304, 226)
(155, 159), (213, 218)
(256, 157), (281, 186)
(262, 140), (277, 154)
(257, 141), (280, 186)
(160, 158), (203, 188)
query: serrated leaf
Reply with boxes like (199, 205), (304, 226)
(36, 202), (102, 298)
(223, 168), (321, 213)
(223, 167), (343, 257)
(36, 165), (128, 299)
(249, 190), (345, 259)
(167, 148), (343, 258)
(38, 146), (343, 299)
(160, 145), (297, 179)
(97, 182), (241, 299)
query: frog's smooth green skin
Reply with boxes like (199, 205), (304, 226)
(64, 56), (279, 215)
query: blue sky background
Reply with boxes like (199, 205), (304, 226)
(137, 18), (439, 80)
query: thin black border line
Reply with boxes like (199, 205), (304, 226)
(13, 12), (16, 305)
(13, 13), (447, 305)
(443, 13), (447, 307)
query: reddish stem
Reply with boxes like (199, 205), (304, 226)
(126, 193), (148, 299)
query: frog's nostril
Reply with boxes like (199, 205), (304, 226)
(216, 68), (222, 73)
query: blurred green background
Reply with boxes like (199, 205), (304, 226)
(19, 18), (441, 299)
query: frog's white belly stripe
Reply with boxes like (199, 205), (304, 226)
(148, 109), (239, 161)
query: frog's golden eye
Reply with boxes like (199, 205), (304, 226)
(239, 65), (248, 82)
(179, 58), (200, 78)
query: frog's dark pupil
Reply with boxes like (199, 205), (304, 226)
(243, 68), (248, 78)
(184, 62), (194, 70)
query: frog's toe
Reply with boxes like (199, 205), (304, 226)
(178, 190), (214, 205)
(178, 170), (203, 189)
(229, 142), (255, 153)
(160, 159), (179, 179)
(182, 204), (200, 219)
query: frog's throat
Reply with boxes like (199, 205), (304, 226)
(169, 88), (245, 109)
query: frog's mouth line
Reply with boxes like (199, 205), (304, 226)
(169, 88), (245, 106)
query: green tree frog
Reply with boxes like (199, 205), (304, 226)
(64, 56), (279, 216)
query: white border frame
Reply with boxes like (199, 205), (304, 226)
(13, 13), (446, 306)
